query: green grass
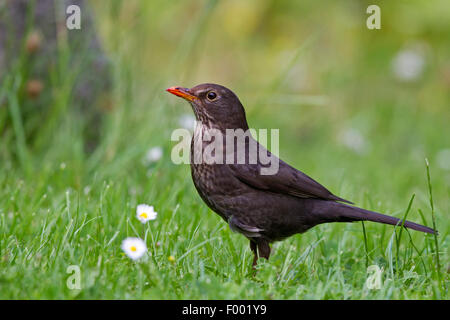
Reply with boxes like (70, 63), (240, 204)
(0, 0), (448, 299)
(0, 159), (446, 299)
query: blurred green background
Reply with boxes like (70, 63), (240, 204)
(0, 0), (448, 299)
(95, 0), (450, 203)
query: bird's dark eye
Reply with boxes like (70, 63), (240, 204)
(206, 91), (217, 101)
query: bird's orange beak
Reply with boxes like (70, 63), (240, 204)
(166, 86), (198, 102)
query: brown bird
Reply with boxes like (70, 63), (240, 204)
(167, 83), (436, 268)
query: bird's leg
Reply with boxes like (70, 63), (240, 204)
(250, 240), (258, 268)
(249, 240), (271, 270)
(257, 240), (271, 260)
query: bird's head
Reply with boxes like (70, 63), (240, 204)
(166, 83), (249, 130)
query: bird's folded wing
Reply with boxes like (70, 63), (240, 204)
(229, 216), (264, 238)
(229, 156), (352, 204)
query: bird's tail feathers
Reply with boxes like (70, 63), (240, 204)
(318, 202), (437, 235)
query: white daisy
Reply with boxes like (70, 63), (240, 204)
(136, 204), (157, 223)
(145, 146), (163, 163)
(121, 237), (147, 260)
(392, 48), (425, 82)
(339, 128), (368, 154)
(178, 114), (196, 131)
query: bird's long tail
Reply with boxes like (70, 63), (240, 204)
(316, 201), (437, 234)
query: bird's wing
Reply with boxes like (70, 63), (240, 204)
(228, 215), (264, 238)
(228, 142), (352, 204)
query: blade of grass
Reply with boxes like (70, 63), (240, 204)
(425, 158), (442, 290)
(361, 221), (369, 268)
(386, 229), (397, 279)
(395, 194), (415, 271)
(7, 81), (31, 175)
(404, 228), (428, 277)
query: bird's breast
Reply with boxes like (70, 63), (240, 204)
(190, 124), (246, 219)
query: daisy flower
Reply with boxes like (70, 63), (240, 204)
(178, 114), (196, 130)
(121, 237), (147, 260)
(339, 128), (368, 155)
(392, 48), (425, 82)
(145, 146), (163, 164)
(136, 204), (157, 223)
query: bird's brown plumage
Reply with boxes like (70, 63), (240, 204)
(167, 83), (436, 268)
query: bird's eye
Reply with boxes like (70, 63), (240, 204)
(206, 91), (217, 101)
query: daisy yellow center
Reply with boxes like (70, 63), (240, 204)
(140, 212), (148, 219)
(130, 246), (137, 252)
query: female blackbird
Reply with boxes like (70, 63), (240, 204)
(167, 83), (436, 267)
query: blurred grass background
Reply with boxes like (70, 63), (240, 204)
(0, 0), (448, 299)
